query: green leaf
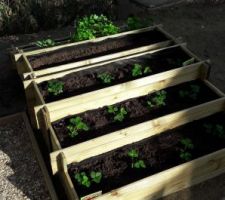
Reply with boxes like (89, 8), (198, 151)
(134, 160), (146, 169)
(98, 72), (114, 84)
(67, 117), (89, 137)
(182, 58), (195, 66)
(143, 66), (152, 74)
(128, 149), (138, 158)
(132, 64), (142, 77)
(75, 172), (91, 188)
(47, 80), (64, 96)
(90, 171), (102, 184)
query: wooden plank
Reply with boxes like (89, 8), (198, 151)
(50, 97), (225, 174)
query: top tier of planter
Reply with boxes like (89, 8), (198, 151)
(15, 25), (178, 80)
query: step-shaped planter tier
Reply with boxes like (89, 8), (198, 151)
(41, 71), (225, 152)
(51, 98), (225, 200)
(24, 44), (206, 129)
(16, 25), (176, 80)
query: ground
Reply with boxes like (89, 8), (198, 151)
(0, 2), (225, 200)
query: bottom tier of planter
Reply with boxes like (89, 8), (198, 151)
(59, 110), (225, 200)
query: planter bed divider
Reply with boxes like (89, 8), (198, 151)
(23, 43), (207, 129)
(15, 25), (178, 80)
(39, 68), (224, 152)
(51, 97), (225, 200)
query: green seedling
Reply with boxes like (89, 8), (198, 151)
(179, 138), (194, 161)
(67, 117), (89, 138)
(75, 172), (91, 188)
(128, 149), (146, 169)
(179, 84), (200, 100)
(147, 90), (167, 108)
(90, 171), (102, 184)
(132, 63), (152, 77)
(47, 80), (64, 96)
(107, 105), (127, 122)
(72, 14), (119, 42)
(98, 72), (114, 84)
(203, 123), (225, 139)
(35, 39), (55, 47)
(182, 58), (195, 66)
(127, 16), (153, 30)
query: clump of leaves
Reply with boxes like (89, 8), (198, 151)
(203, 123), (225, 139)
(47, 80), (64, 96)
(179, 84), (200, 100)
(98, 72), (114, 84)
(182, 58), (195, 66)
(128, 149), (146, 169)
(67, 117), (89, 138)
(107, 105), (128, 122)
(131, 63), (152, 77)
(179, 138), (194, 161)
(75, 171), (102, 188)
(127, 16), (153, 30)
(71, 14), (119, 42)
(35, 39), (55, 48)
(147, 90), (167, 109)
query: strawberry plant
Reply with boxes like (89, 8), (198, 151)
(107, 105), (128, 122)
(179, 138), (194, 161)
(128, 149), (146, 169)
(47, 80), (64, 96)
(71, 14), (119, 42)
(75, 171), (102, 188)
(203, 123), (225, 139)
(147, 90), (167, 109)
(179, 84), (200, 100)
(35, 39), (55, 48)
(131, 63), (152, 77)
(67, 117), (89, 138)
(98, 72), (114, 84)
(182, 57), (195, 66)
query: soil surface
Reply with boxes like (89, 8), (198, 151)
(68, 112), (225, 198)
(28, 29), (169, 70)
(39, 46), (192, 103)
(53, 80), (220, 148)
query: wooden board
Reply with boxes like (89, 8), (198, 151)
(16, 25), (178, 80)
(23, 43), (209, 129)
(55, 102), (225, 200)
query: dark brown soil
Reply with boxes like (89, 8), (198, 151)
(68, 112), (225, 198)
(27, 29), (171, 70)
(52, 80), (220, 148)
(39, 46), (193, 103)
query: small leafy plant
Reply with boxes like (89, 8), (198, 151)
(131, 63), (152, 77)
(35, 39), (55, 48)
(128, 149), (146, 169)
(107, 105), (128, 122)
(75, 171), (102, 188)
(179, 84), (200, 100)
(67, 117), (89, 138)
(127, 16), (153, 30)
(179, 138), (194, 161)
(98, 72), (114, 84)
(203, 123), (225, 139)
(147, 90), (167, 109)
(47, 80), (64, 96)
(72, 14), (119, 42)
(182, 58), (195, 66)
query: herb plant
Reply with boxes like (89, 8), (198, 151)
(67, 117), (89, 138)
(72, 14), (119, 42)
(179, 84), (200, 100)
(127, 16), (153, 30)
(47, 80), (64, 96)
(128, 149), (146, 169)
(131, 63), (152, 77)
(107, 105), (128, 122)
(203, 123), (225, 139)
(98, 72), (114, 84)
(74, 171), (102, 188)
(35, 39), (55, 48)
(179, 138), (194, 161)
(147, 90), (167, 108)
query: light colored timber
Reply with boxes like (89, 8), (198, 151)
(50, 97), (225, 174)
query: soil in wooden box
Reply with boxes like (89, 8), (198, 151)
(68, 112), (225, 198)
(27, 29), (170, 70)
(39, 46), (194, 103)
(52, 80), (220, 148)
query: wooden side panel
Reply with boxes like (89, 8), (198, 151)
(50, 98), (225, 174)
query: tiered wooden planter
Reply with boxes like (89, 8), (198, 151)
(14, 25), (177, 80)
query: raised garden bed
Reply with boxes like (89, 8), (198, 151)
(16, 25), (177, 79)
(51, 98), (225, 200)
(24, 44), (206, 129)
